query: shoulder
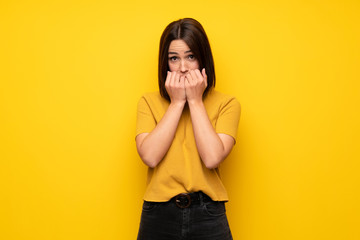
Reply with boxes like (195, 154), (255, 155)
(139, 91), (165, 103)
(205, 89), (241, 109)
(138, 91), (169, 110)
(140, 91), (162, 100)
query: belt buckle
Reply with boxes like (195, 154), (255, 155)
(175, 193), (191, 208)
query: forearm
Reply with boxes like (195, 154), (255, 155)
(188, 100), (227, 169)
(137, 101), (185, 168)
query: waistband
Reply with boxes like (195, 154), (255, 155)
(170, 192), (212, 208)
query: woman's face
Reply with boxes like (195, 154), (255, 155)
(168, 39), (199, 76)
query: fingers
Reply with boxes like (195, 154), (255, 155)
(165, 71), (187, 102)
(179, 75), (185, 84)
(168, 69), (207, 86)
(165, 71), (178, 90)
(194, 69), (202, 82)
(170, 71), (177, 86)
(190, 69), (198, 84)
(165, 71), (171, 88)
(185, 69), (207, 85)
(167, 71), (185, 90)
(168, 69), (208, 93)
(185, 71), (192, 84)
(185, 69), (197, 86)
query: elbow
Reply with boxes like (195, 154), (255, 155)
(204, 162), (219, 169)
(145, 162), (158, 169)
(139, 152), (160, 168)
(137, 144), (161, 168)
(202, 155), (224, 169)
(144, 159), (158, 168)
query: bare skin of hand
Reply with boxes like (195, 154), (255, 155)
(184, 68), (207, 104)
(165, 71), (186, 104)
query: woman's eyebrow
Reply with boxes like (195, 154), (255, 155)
(168, 50), (193, 55)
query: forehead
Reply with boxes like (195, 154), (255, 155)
(168, 39), (191, 53)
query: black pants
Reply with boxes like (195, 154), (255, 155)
(137, 192), (233, 240)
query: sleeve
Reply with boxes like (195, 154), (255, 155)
(215, 97), (241, 142)
(136, 96), (156, 137)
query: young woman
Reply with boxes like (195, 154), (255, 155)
(136, 18), (241, 240)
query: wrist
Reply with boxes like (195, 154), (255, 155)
(187, 98), (204, 107)
(170, 100), (186, 108)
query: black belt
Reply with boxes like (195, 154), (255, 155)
(171, 192), (212, 208)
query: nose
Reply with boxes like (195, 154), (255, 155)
(180, 60), (188, 74)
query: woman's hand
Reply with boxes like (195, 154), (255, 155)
(165, 71), (186, 104)
(185, 68), (207, 104)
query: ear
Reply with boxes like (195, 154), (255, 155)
(202, 68), (208, 87)
(202, 68), (207, 78)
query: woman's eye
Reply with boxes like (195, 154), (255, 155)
(188, 55), (195, 60)
(169, 56), (178, 61)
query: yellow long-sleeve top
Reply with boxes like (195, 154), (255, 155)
(136, 89), (241, 202)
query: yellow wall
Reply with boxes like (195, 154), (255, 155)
(1, 0), (359, 239)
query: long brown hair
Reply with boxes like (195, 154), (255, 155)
(158, 18), (216, 101)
